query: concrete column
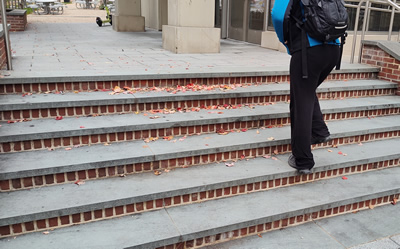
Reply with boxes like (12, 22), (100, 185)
(141, 0), (168, 31)
(163, 0), (220, 54)
(113, 0), (145, 32)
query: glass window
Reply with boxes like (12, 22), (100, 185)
(249, 0), (265, 30)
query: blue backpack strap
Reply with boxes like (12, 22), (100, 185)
(271, 0), (293, 54)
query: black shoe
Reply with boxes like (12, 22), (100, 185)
(311, 135), (332, 145)
(288, 155), (312, 174)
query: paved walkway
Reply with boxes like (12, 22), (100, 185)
(2, 0), (370, 79)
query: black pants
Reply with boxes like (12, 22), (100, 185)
(289, 44), (340, 169)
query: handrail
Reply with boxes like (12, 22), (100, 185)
(347, 0), (400, 63)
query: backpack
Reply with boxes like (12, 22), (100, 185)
(272, 0), (349, 78)
(294, 0), (348, 43)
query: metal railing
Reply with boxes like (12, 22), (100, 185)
(345, 0), (400, 63)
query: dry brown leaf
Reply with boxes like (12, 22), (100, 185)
(154, 170), (161, 176)
(42, 231), (50, 235)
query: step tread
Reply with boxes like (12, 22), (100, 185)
(0, 138), (399, 226)
(203, 204), (400, 249)
(0, 167), (399, 249)
(1, 95), (400, 143)
(1, 115), (399, 180)
(0, 80), (396, 110)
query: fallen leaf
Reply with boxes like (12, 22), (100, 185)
(225, 162), (235, 167)
(55, 116), (63, 120)
(338, 151), (343, 155)
(163, 136), (174, 141)
(263, 155), (271, 159)
(241, 128), (248, 132)
(42, 231), (50, 235)
(79, 126), (85, 128)
(358, 142), (363, 146)
(392, 198), (398, 205)
(332, 144), (338, 148)
(75, 179), (85, 185)
(327, 149), (333, 152)
(154, 170), (161, 176)
(240, 155), (245, 160)
(119, 174), (126, 177)
(149, 116), (160, 119)
(273, 150), (279, 155)
(65, 148), (72, 151)
(104, 143), (111, 146)
(267, 137), (275, 141)
(342, 176), (348, 180)
(257, 234), (263, 238)
(271, 157), (278, 160)
(256, 130), (260, 134)
(369, 204), (375, 209)
(164, 169), (170, 173)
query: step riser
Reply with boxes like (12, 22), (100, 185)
(1, 88), (395, 121)
(2, 109), (400, 153)
(158, 195), (399, 249)
(1, 132), (399, 191)
(0, 161), (398, 239)
(0, 72), (376, 94)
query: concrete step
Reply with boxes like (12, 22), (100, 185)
(1, 96), (400, 153)
(0, 138), (399, 237)
(203, 204), (400, 249)
(0, 114), (399, 190)
(0, 79), (396, 121)
(0, 65), (380, 94)
(0, 166), (398, 248)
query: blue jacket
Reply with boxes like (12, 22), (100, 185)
(271, 0), (339, 55)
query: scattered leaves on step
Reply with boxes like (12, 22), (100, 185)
(338, 151), (343, 155)
(352, 210), (359, 214)
(104, 143), (111, 146)
(42, 231), (50, 235)
(65, 147), (72, 151)
(358, 142), (363, 146)
(149, 116), (160, 119)
(392, 198), (398, 205)
(79, 126), (85, 129)
(144, 137), (158, 143)
(331, 144), (338, 148)
(241, 128), (248, 132)
(163, 136), (174, 141)
(55, 116), (63, 121)
(257, 234), (263, 238)
(267, 137), (275, 141)
(179, 136), (187, 141)
(48, 148), (54, 151)
(22, 92), (33, 97)
(327, 149), (333, 152)
(271, 157), (278, 161)
(225, 162), (235, 167)
(273, 150), (279, 155)
(256, 130), (260, 134)
(154, 170), (161, 176)
(240, 155), (245, 160)
(119, 174), (126, 177)
(263, 155), (271, 159)
(217, 129), (229, 135)
(342, 176), (348, 180)
(75, 179), (85, 186)
(369, 204), (375, 209)
(164, 169), (170, 173)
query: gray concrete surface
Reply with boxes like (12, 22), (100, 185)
(0, 167), (399, 249)
(1, 23), (379, 84)
(1, 138), (399, 227)
(204, 204), (400, 249)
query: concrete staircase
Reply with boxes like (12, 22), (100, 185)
(0, 67), (399, 248)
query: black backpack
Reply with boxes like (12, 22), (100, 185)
(292, 0), (349, 78)
(299, 0), (348, 42)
